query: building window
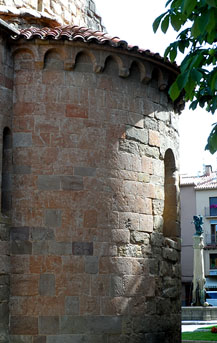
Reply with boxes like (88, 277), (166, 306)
(210, 254), (217, 269)
(211, 224), (217, 244)
(210, 197), (217, 216)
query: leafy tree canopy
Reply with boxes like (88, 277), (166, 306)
(153, 0), (217, 153)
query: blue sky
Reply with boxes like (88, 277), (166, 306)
(94, 0), (217, 175)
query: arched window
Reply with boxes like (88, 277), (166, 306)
(1, 127), (12, 215)
(163, 149), (179, 238)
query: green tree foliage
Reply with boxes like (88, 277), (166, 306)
(153, 0), (217, 153)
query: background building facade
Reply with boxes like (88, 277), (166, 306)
(181, 166), (217, 306)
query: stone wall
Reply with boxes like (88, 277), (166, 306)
(0, 0), (105, 30)
(6, 36), (182, 343)
(0, 24), (13, 343)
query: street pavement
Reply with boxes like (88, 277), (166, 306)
(182, 320), (217, 332)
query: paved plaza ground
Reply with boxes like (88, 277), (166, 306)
(182, 320), (217, 332)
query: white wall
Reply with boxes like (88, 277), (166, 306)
(196, 189), (217, 276)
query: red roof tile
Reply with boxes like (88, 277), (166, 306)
(12, 25), (179, 70)
(180, 173), (217, 189)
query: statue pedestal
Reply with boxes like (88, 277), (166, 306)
(182, 306), (217, 321)
(192, 234), (207, 306)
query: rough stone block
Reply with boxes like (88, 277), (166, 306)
(46, 335), (87, 343)
(91, 275), (110, 296)
(0, 303), (9, 327)
(79, 295), (100, 315)
(13, 133), (32, 148)
(83, 210), (97, 228)
(30, 227), (54, 241)
(123, 275), (155, 297)
(165, 237), (180, 251)
(59, 316), (84, 334)
(33, 336), (46, 343)
(149, 130), (160, 147)
(10, 227), (29, 241)
(0, 256), (9, 274)
(88, 316), (122, 334)
(66, 104), (88, 118)
(0, 285), (9, 302)
(32, 241), (49, 255)
(118, 213), (138, 231)
(144, 117), (158, 130)
(144, 146), (159, 159)
(13, 165), (31, 175)
(38, 175), (60, 190)
(149, 259), (159, 275)
(39, 274), (55, 296)
(45, 209), (62, 227)
(152, 200), (164, 216)
(85, 256), (98, 274)
(151, 232), (163, 247)
(11, 274), (39, 296)
(130, 231), (149, 244)
(72, 242), (93, 256)
(0, 332), (9, 343)
(10, 335), (32, 343)
(0, 226), (9, 241)
(137, 173), (151, 183)
(0, 242), (9, 255)
(0, 275), (9, 286)
(110, 276), (124, 297)
(60, 315), (122, 334)
(110, 257), (133, 276)
(61, 175), (83, 191)
(49, 242), (72, 255)
(65, 296), (79, 315)
(163, 286), (179, 298)
(139, 215), (153, 233)
(155, 111), (170, 122)
(11, 241), (32, 255)
(74, 167), (96, 177)
(163, 247), (178, 262)
(10, 316), (38, 335)
(39, 316), (59, 334)
(153, 215), (163, 231)
(126, 126), (148, 144)
(136, 197), (152, 215)
(111, 230), (130, 244)
(10, 255), (30, 274)
(145, 332), (165, 343)
(119, 139), (140, 155)
(126, 113), (144, 129)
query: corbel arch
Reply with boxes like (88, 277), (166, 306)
(74, 49), (96, 72)
(129, 60), (147, 83)
(13, 47), (35, 70)
(44, 48), (65, 70)
(103, 54), (124, 77)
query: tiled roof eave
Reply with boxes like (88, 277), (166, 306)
(11, 25), (180, 74)
(195, 186), (217, 190)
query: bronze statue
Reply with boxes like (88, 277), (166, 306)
(193, 215), (204, 236)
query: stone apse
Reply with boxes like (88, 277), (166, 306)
(0, 22), (182, 343)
